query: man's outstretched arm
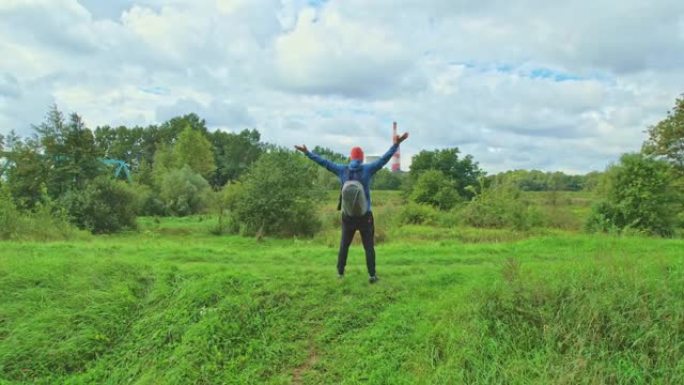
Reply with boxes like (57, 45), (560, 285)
(295, 144), (344, 174)
(367, 132), (409, 173)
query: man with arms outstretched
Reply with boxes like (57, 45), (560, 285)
(295, 130), (409, 283)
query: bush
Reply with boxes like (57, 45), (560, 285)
(159, 166), (211, 216)
(0, 184), (21, 239)
(586, 153), (680, 237)
(61, 176), (138, 234)
(409, 170), (461, 210)
(228, 149), (323, 237)
(397, 202), (440, 225)
(371, 168), (404, 190)
(129, 183), (166, 216)
(0, 184), (83, 240)
(461, 183), (542, 230)
(585, 201), (621, 234)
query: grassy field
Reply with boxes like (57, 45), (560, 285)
(1, 192), (683, 384)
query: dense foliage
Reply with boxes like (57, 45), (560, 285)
(586, 153), (680, 236)
(409, 170), (461, 210)
(461, 181), (542, 230)
(61, 176), (138, 234)
(371, 168), (404, 190)
(643, 94), (684, 174)
(2, 95), (683, 238)
(158, 166), (212, 216)
(0, 107), (266, 235)
(0, 184), (81, 240)
(409, 147), (485, 200)
(227, 149), (324, 236)
(491, 169), (588, 191)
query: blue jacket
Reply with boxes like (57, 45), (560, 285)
(306, 143), (399, 212)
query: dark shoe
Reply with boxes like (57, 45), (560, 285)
(369, 275), (378, 284)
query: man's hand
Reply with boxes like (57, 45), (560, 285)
(394, 132), (409, 145)
(294, 144), (308, 153)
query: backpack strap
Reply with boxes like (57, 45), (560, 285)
(337, 168), (349, 211)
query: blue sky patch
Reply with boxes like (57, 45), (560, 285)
(138, 86), (169, 96)
(529, 68), (583, 82)
(307, 0), (328, 8)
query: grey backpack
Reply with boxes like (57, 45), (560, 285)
(339, 169), (368, 217)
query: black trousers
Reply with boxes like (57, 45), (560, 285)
(338, 212), (375, 276)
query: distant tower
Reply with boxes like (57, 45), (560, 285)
(391, 121), (401, 172)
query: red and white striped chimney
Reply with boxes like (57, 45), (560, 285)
(391, 121), (401, 172)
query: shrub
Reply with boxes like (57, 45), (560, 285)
(228, 149), (323, 237)
(0, 184), (82, 240)
(584, 201), (621, 234)
(409, 170), (461, 210)
(0, 184), (21, 239)
(23, 200), (81, 240)
(397, 202), (440, 225)
(62, 176), (137, 234)
(461, 183), (541, 230)
(586, 153), (680, 237)
(159, 166), (211, 216)
(129, 183), (166, 216)
(371, 168), (404, 190)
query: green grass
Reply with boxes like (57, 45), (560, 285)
(1, 213), (683, 384)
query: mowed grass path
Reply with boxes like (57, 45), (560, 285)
(1, 222), (683, 384)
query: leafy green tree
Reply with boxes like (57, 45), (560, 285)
(228, 149), (323, 236)
(151, 144), (176, 188)
(643, 95), (684, 174)
(409, 147), (485, 200)
(134, 158), (155, 187)
(409, 170), (461, 210)
(174, 126), (216, 179)
(94, 125), (146, 169)
(33, 106), (103, 197)
(582, 171), (603, 191)
(159, 113), (208, 141)
(210, 129), (262, 187)
(5, 138), (48, 208)
(586, 153), (680, 236)
(94, 114), (208, 177)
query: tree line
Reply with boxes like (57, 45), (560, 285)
(1, 94), (682, 237)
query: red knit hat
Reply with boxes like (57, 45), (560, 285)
(350, 147), (364, 161)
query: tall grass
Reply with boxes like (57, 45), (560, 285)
(460, 257), (684, 384)
(1, 190), (683, 384)
(1, 227), (683, 384)
(0, 188), (86, 241)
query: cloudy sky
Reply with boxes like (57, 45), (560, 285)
(1, 0), (683, 173)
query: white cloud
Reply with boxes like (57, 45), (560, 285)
(273, 7), (413, 97)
